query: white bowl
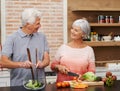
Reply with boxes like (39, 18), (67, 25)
(102, 36), (112, 41)
(114, 36), (120, 41)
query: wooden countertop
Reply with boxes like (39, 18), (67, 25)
(0, 80), (120, 91)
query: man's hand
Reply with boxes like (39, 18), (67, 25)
(36, 60), (44, 68)
(19, 60), (33, 68)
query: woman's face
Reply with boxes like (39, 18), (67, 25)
(70, 26), (84, 40)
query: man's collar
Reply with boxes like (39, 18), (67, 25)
(18, 27), (34, 37)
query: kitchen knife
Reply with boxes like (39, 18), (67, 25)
(68, 72), (79, 77)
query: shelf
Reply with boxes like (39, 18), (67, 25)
(68, 0), (120, 64)
(69, 0), (120, 12)
(72, 9), (120, 12)
(90, 23), (120, 27)
(85, 41), (120, 47)
(95, 60), (120, 64)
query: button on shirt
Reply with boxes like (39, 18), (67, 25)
(2, 28), (49, 86)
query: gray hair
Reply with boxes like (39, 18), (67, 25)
(21, 8), (42, 26)
(72, 19), (91, 36)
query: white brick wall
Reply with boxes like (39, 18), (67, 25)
(5, 0), (64, 61)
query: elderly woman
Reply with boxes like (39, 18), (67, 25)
(51, 19), (95, 82)
(1, 8), (50, 86)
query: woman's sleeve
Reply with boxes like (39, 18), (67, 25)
(87, 47), (96, 73)
(50, 45), (62, 71)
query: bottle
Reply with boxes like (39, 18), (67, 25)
(99, 15), (105, 23)
(93, 32), (97, 41)
(110, 16), (114, 23)
(105, 16), (109, 23)
(119, 16), (120, 23)
(90, 32), (94, 41)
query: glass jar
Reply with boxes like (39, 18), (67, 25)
(105, 16), (110, 23)
(110, 16), (114, 23)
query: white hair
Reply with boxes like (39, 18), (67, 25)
(72, 19), (91, 36)
(21, 8), (42, 26)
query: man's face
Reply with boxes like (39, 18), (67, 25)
(27, 17), (41, 34)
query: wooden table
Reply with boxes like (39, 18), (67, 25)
(0, 81), (120, 91)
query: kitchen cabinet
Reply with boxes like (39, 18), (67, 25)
(0, 70), (10, 87)
(0, 70), (57, 86)
(68, 0), (120, 66)
(46, 76), (57, 84)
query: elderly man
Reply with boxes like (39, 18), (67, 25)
(1, 8), (50, 86)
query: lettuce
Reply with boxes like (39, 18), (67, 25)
(25, 80), (42, 89)
(82, 72), (96, 81)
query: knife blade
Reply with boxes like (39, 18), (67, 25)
(68, 72), (79, 77)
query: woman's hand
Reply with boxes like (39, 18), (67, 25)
(55, 65), (69, 74)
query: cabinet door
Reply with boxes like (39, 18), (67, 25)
(0, 71), (10, 87)
(46, 76), (57, 84)
(0, 78), (10, 87)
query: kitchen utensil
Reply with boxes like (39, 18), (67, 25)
(36, 48), (38, 81)
(69, 80), (104, 87)
(24, 48), (46, 90)
(68, 72), (79, 77)
(27, 48), (35, 83)
(81, 81), (104, 86)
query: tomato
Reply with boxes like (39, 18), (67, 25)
(106, 71), (112, 78)
(61, 82), (66, 88)
(56, 81), (70, 88)
(56, 82), (62, 88)
(64, 82), (70, 87)
(112, 75), (117, 81)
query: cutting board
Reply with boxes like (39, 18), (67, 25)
(81, 81), (104, 86)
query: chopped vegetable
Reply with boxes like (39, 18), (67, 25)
(25, 80), (42, 89)
(69, 81), (88, 88)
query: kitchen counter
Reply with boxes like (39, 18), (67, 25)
(0, 80), (120, 91)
